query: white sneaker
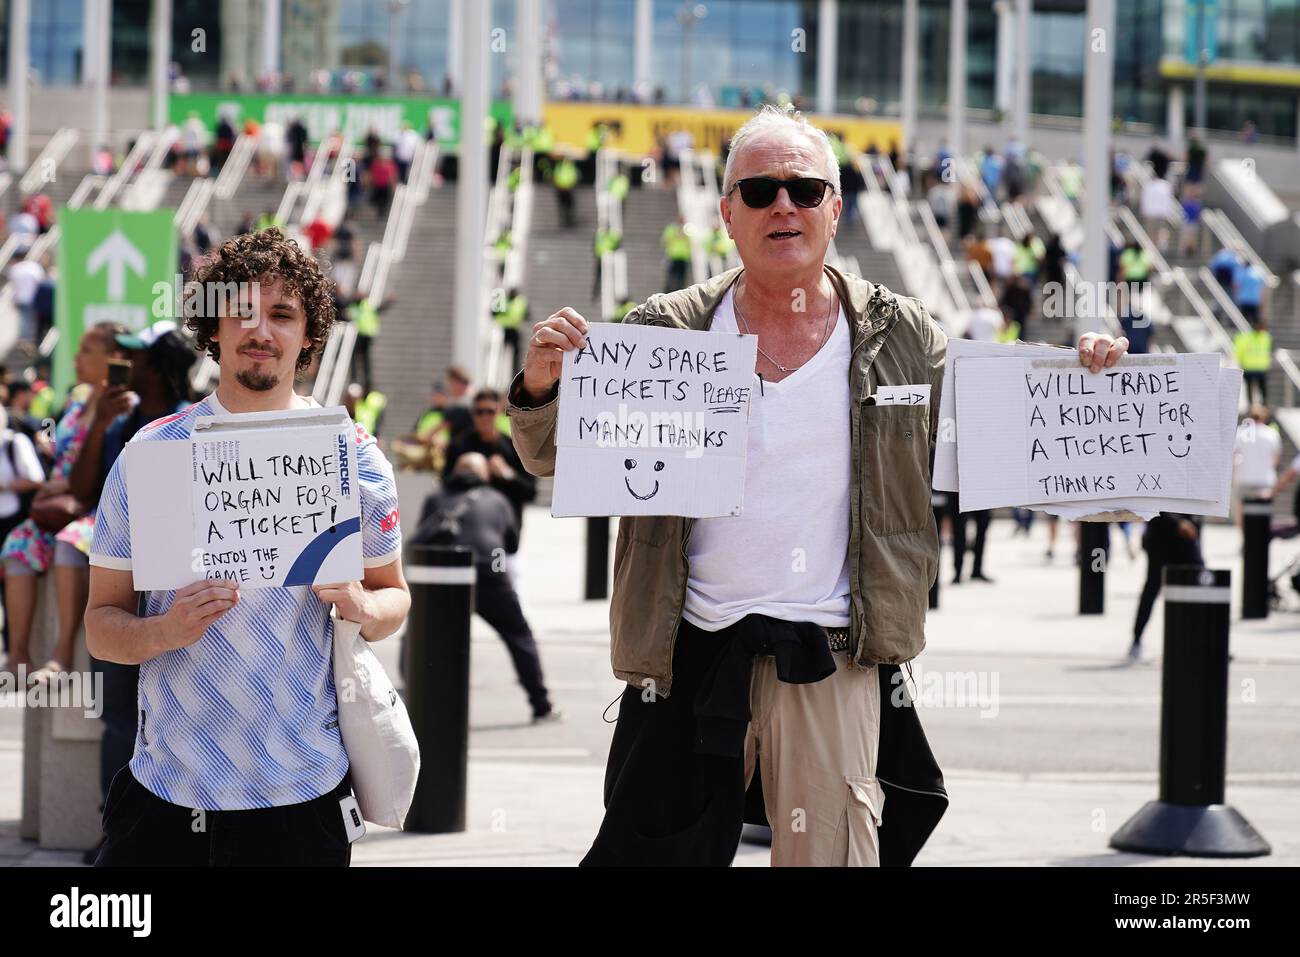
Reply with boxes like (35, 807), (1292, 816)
(531, 708), (564, 726)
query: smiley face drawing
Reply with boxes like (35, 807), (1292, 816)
(1167, 433), (1193, 458)
(624, 457), (665, 500)
(259, 564), (276, 581)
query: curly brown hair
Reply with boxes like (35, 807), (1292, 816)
(185, 227), (336, 374)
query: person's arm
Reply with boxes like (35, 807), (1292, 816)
(492, 442), (537, 504)
(313, 438), (408, 641)
(69, 386), (133, 506)
(312, 559), (409, 643)
(501, 498), (520, 556)
(4, 433), (46, 493)
(86, 568), (239, 664)
(1270, 464), (1298, 499)
(442, 435), (464, 480)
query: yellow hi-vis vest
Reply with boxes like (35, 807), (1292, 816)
(1234, 328), (1272, 372)
(997, 321), (1021, 344)
(553, 159), (578, 189)
(495, 294), (528, 330)
(662, 224), (691, 261)
(349, 298), (381, 337)
(354, 391), (387, 435)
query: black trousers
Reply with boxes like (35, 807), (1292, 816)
(581, 620), (746, 866)
(556, 188), (575, 227)
(94, 769), (354, 867)
(950, 495), (991, 579)
(93, 656), (139, 801)
(350, 333), (374, 392)
(1243, 370), (1267, 406)
(475, 565), (551, 717)
(500, 326), (520, 373)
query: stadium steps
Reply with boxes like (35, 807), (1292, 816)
(621, 185), (683, 305)
(370, 184), (458, 437)
(524, 184), (600, 324)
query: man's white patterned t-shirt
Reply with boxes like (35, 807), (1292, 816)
(89, 393), (403, 810)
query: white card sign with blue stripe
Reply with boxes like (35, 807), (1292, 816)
(125, 406), (363, 590)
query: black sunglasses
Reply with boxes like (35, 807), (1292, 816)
(727, 176), (834, 209)
(473, 407), (497, 416)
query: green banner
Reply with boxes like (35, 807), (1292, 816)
(165, 92), (514, 147)
(55, 208), (177, 394)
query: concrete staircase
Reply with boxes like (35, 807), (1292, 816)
(371, 184), (459, 436)
(622, 186), (682, 305)
(523, 183), (682, 327)
(835, 216), (907, 296)
(525, 184), (600, 323)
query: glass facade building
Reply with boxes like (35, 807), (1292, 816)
(1, 0), (1299, 140)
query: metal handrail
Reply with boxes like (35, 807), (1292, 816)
(95, 131), (157, 210)
(1275, 349), (1299, 409)
(20, 128), (78, 194)
(213, 134), (257, 200)
(1204, 206), (1278, 287)
(968, 259), (997, 308)
(1196, 265), (1251, 336)
(1115, 204), (1171, 275)
(1170, 266), (1236, 359)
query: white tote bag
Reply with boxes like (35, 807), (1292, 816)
(331, 612), (420, 829)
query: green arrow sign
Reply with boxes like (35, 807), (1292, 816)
(55, 208), (177, 395)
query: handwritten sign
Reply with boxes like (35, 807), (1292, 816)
(953, 354), (1223, 512)
(126, 407), (363, 590)
(552, 322), (758, 517)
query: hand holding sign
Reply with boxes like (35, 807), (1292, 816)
(552, 322), (757, 517)
(939, 343), (1240, 519)
(521, 307), (589, 404)
(1076, 331), (1131, 374)
(160, 580), (240, 650)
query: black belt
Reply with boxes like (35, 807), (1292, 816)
(825, 627), (849, 652)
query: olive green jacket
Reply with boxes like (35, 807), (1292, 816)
(507, 265), (946, 696)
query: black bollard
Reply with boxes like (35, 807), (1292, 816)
(930, 491), (947, 610)
(403, 544), (474, 833)
(1241, 498), (1272, 620)
(1078, 520), (1108, 615)
(585, 515), (610, 600)
(1109, 566), (1270, 857)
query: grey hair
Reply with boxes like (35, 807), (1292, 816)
(722, 104), (842, 197)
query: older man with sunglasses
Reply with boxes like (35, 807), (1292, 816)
(507, 105), (1128, 867)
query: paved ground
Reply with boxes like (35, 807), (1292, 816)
(3, 497), (1298, 866)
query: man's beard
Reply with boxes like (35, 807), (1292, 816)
(235, 367), (280, 392)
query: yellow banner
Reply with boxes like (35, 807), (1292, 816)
(541, 101), (902, 157)
(1159, 55), (1300, 88)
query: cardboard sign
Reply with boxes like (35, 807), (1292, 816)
(953, 354), (1224, 512)
(126, 407), (363, 590)
(1023, 366), (1241, 520)
(954, 354), (1220, 510)
(552, 322), (758, 517)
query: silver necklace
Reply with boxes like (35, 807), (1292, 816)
(733, 278), (836, 374)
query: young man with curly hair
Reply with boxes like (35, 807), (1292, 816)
(85, 228), (410, 867)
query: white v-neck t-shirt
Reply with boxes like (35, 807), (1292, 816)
(682, 286), (852, 631)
